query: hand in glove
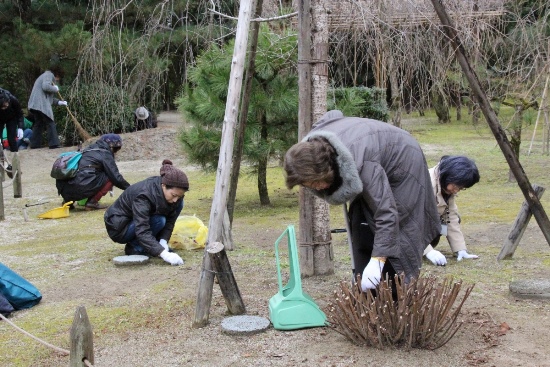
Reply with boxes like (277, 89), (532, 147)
(361, 257), (385, 291)
(159, 250), (183, 266)
(52, 85), (59, 92)
(425, 249), (447, 266)
(58, 100), (68, 106)
(456, 250), (479, 261)
(17, 128), (24, 139)
(159, 239), (169, 252)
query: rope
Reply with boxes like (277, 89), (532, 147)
(0, 313), (96, 365)
(299, 240), (332, 247)
(0, 312), (69, 355)
(2, 169), (18, 189)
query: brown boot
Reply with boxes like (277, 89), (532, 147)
(85, 199), (109, 211)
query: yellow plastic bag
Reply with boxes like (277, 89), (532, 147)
(169, 215), (208, 250)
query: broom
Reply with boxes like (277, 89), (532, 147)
(56, 91), (92, 142)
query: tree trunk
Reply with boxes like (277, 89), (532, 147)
(297, 0), (333, 277)
(258, 112), (270, 205)
(14, 0), (32, 23)
(508, 106), (523, 183)
(389, 55), (402, 128)
(432, 87), (450, 124)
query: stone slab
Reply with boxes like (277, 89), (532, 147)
(113, 255), (150, 266)
(221, 315), (271, 336)
(509, 279), (550, 300)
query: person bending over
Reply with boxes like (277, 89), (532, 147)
(423, 155), (480, 266)
(104, 159), (188, 266)
(283, 110), (440, 293)
(56, 134), (130, 210)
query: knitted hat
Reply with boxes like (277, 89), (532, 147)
(100, 133), (123, 148)
(160, 159), (189, 190)
(135, 107), (149, 120)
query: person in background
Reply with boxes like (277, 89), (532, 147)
(134, 106), (156, 131)
(423, 155), (480, 266)
(0, 88), (24, 151)
(2, 117), (33, 150)
(104, 159), (188, 266)
(283, 110), (440, 293)
(28, 66), (67, 149)
(56, 134), (130, 211)
(0, 88), (24, 178)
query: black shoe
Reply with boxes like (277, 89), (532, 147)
(6, 164), (13, 179)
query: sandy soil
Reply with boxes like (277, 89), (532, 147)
(1, 112), (550, 367)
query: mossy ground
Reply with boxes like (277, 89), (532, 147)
(1, 109), (549, 366)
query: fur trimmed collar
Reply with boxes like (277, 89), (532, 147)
(303, 130), (363, 205)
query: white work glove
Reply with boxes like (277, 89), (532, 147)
(159, 249), (183, 266)
(425, 249), (447, 266)
(58, 100), (68, 106)
(456, 250), (479, 261)
(361, 257), (385, 291)
(159, 239), (169, 251)
(17, 128), (24, 139)
(53, 85), (59, 92)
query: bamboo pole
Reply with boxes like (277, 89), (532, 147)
(193, 0), (253, 328)
(527, 74), (549, 155)
(431, 0), (550, 248)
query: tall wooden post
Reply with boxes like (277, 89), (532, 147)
(431, 0), (550, 247)
(193, 0), (253, 328)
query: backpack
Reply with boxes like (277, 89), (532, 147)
(0, 262), (42, 310)
(50, 148), (100, 180)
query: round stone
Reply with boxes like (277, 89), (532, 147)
(113, 255), (150, 266)
(221, 315), (271, 335)
(509, 279), (550, 299)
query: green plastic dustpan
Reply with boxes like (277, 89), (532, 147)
(268, 225), (327, 330)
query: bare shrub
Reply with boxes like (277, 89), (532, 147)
(325, 274), (474, 350)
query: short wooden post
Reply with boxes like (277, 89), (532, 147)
(0, 150), (4, 220)
(69, 305), (94, 367)
(207, 242), (246, 315)
(12, 152), (22, 198)
(498, 184), (545, 260)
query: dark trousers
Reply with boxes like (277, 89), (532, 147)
(29, 109), (60, 148)
(1, 119), (19, 152)
(349, 198), (398, 297)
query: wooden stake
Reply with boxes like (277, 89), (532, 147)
(12, 152), (22, 198)
(431, 0), (550, 248)
(207, 242), (246, 314)
(194, 0), (253, 328)
(69, 305), (94, 367)
(498, 184), (545, 260)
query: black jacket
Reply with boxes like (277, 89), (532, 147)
(104, 176), (183, 256)
(0, 90), (24, 128)
(56, 140), (130, 201)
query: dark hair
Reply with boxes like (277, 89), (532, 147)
(0, 89), (11, 105)
(438, 155), (480, 189)
(49, 65), (64, 79)
(283, 136), (336, 189)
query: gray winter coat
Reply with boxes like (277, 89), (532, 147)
(56, 140), (130, 201)
(305, 110), (440, 280)
(28, 71), (60, 120)
(104, 176), (183, 256)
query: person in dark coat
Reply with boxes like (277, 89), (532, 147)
(104, 159), (188, 266)
(283, 110), (441, 292)
(0, 88), (24, 178)
(56, 133), (130, 210)
(0, 88), (24, 153)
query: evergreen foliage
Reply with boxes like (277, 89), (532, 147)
(176, 25), (299, 182)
